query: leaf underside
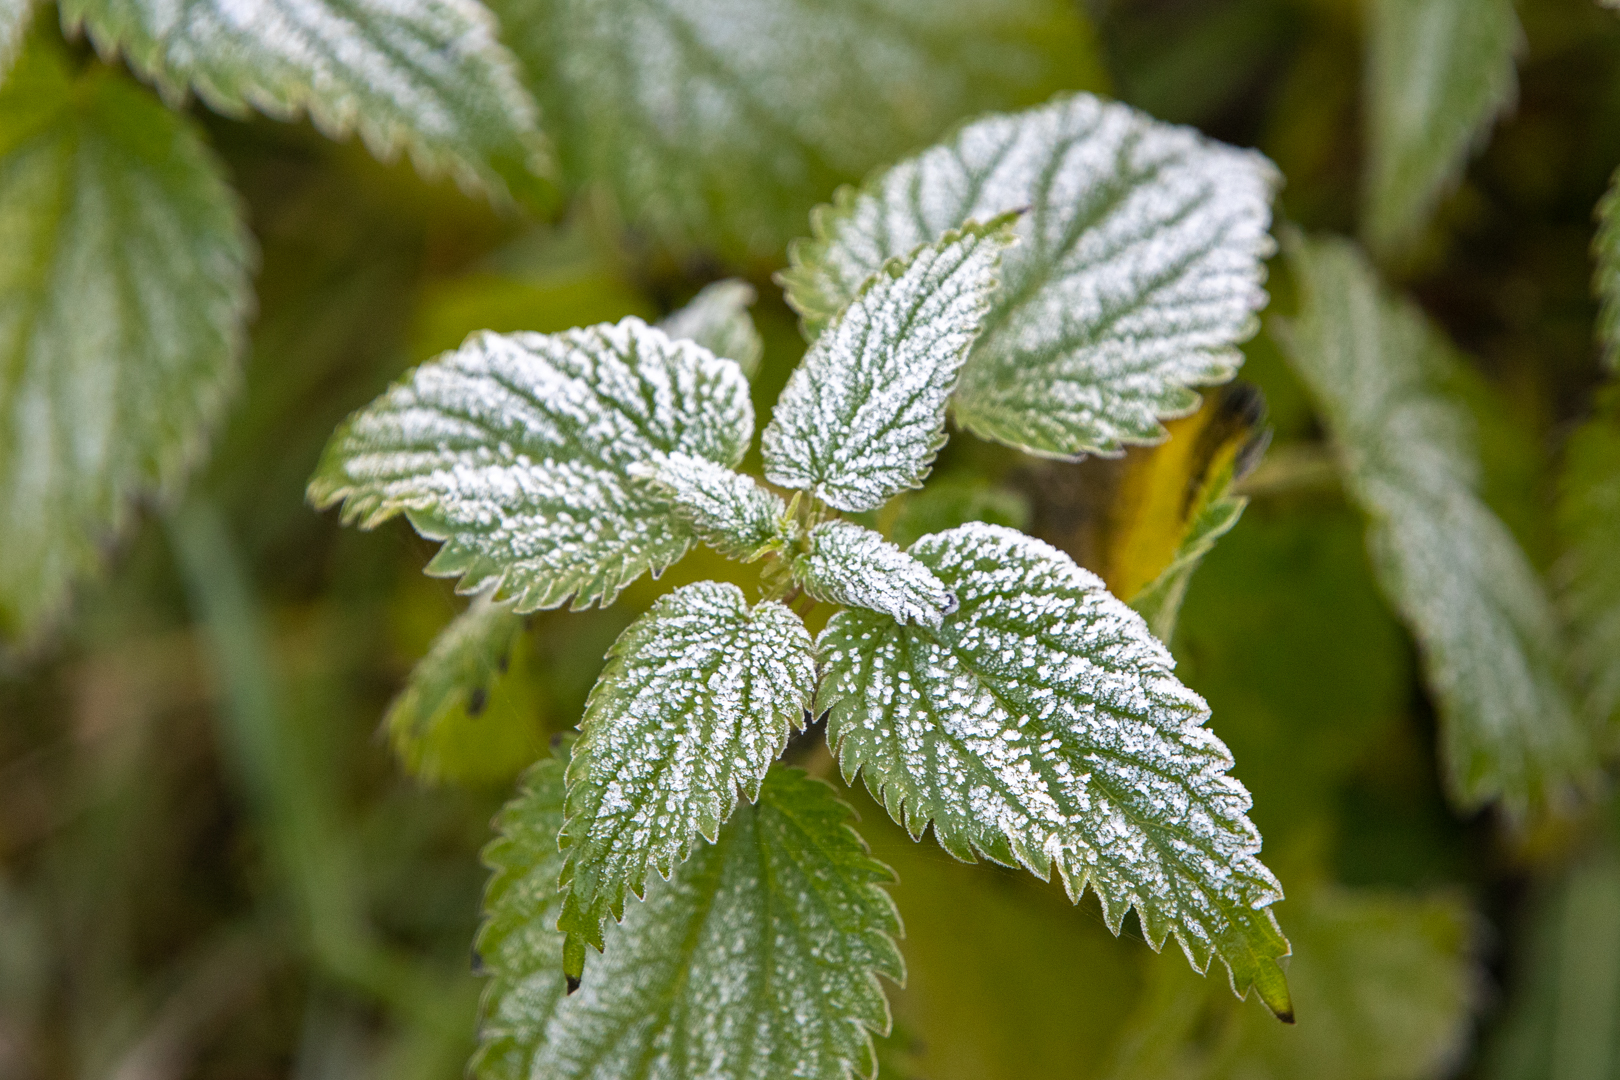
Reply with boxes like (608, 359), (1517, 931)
(0, 44), (251, 638)
(1276, 232), (1596, 819)
(764, 220), (1011, 512)
(558, 581), (817, 950)
(632, 452), (788, 560)
(817, 522), (1292, 1016)
(657, 279), (764, 381)
(478, 757), (903, 1080)
(782, 92), (1279, 460)
(793, 519), (957, 629)
(60, 0), (551, 198)
(487, 0), (1102, 254)
(1363, 0), (1520, 258)
(308, 318), (753, 612)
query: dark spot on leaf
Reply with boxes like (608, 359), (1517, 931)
(467, 686), (488, 716)
(470, 948), (486, 975)
(497, 648), (510, 674)
(565, 974), (581, 995)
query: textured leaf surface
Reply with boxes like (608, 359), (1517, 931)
(478, 760), (903, 1080)
(631, 452), (789, 560)
(488, 0), (1103, 255)
(1594, 167), (1620, 373)
(0, 47), (251, 637)
(385, 591), (542, 785)
(559, 581), (816, 949)
(309, 319), (753, 612)
(817, 522), (1291, 1014)
(1276, 233), (1595, 817)
(1364, 0), (1520, 256)
(793, 520), (956, 628)
(1557, 396), (1620, 740)
(782, 93), (1279, 459)
(763, 221), (1011, 512)
(61, 0), (549, 197)
(658, 280), (763, 381)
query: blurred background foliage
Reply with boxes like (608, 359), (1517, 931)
(4, 0), (1620, 1076)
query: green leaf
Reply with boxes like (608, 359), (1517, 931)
(0, 0), (32, 82)
(487, 0), (1104, 256)
(308, 318), (754, 612)
(817, 522), (1292, 1017)
(658, 280), (764, 381)
(887, 475), (1031, 551)
(792, 519), (956, 629)
(384, 591), (544, 785)
(781, 93), (1280, 460)
(1594, 167), (1620, 373)
(1363, 0), (1520, 258)
(631, 451), (790, 560)
(478, 759), (903, 1080)
(0, 44), (251, 638)
(1129, 472), (1246, 645)
(1557, 393), (1620, 740)
(1274, 232), (1596, 818)
(558, 581), (816, 950)
(764, 220), (1013, 512)
(61, 0), (551, 198)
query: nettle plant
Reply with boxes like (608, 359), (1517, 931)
(311, 94), (1292, 1076)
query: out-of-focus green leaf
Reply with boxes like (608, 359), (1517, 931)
(783, 94), (1279, 459)
(0, 0), (32, 81)
(61, 0), (552, 199)
(1130, 477), (1245, 646)
(384, 591), (545, 786)
(1594, 168), (1620, 373)
(478, 759), (902, 1080)
(1275, 232), (1596, 819)
(308, 319), (754, 612)
(488, 0), (1104, 257)
(1488, 838), (1620, 1080)
(0, 43), (251, 639)
(818, 523), (1293, 1018)
(1556, 391), (1620, 741)
(886, 475), (1029, 551)
(659, 280), (763, 381)
(557, 582), (816, 953)
(1363, 0), (1520, 257)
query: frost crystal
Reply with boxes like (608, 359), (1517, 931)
(782, 92), (1279, 459)
(478, 759), (901, 1080)
(817, 523), (1291, 1009)
(60, 0), (550, 197)
(631, 452), (789, 560)
(763, 221), (1011, 512)
(558, 582), (816, 949)
(793, 520), (956, 629)
(1277, 234), (1596, 818)
(658, 279), (765, 380)
(308, 318), (753, 612)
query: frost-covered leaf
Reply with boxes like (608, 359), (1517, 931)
(782, 93), (1279, 460)
(1557, 396), (1620, 740)
(631, 451), (789, 560)
(558, 581), (816, 950)
(488, 0), (1103, 255)
(1275, 232), (1596, 818)
(0, 0), (32, 81)
(0, 45), (251, 638)
(1594, 168), (1620, 373)
(817, 522), (1292, 1016)
(478, 759), (902, 1080)
(658, 280), (763, 381)
(385, 591), (544, 785)
(61, 0), (551, 198)
(308, 318), (753, 612)
(1364, 0), (1520, 257)
(793, 519), (956, 628)
(763, 221), (1012, 512)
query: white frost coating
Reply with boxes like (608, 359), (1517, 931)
(60, 0), (550, 196)
(478, 762), (901, 1080)
(793, 519), (956, 629)
(309, 318), (753, 612)
(1278, 234), (1594, 818)
(763, 221), (1011, 512)
(558, 582), (817, 948)
(782, 93), (1280, 459)
(0, 53), (251, 636)
(817, 523), (1289, 990)
(631, 452), (788, 560)
(658, 279), (764, 381)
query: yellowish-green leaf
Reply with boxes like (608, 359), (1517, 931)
(0, 0), (32, 81)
